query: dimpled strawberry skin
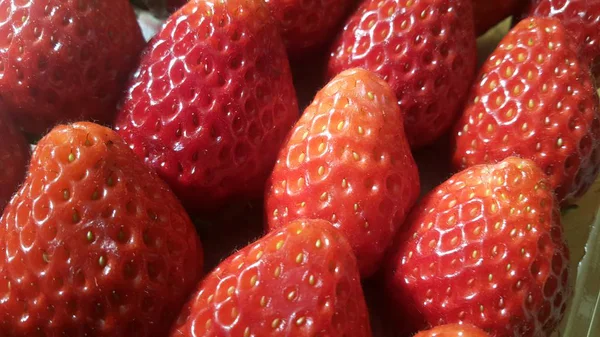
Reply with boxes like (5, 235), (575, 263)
(453, 17), (600, 204)
(0, 122), (203, 337)
(264, 0), (353, 53)
(527, 0), (600, 81)
(116, 0), (299, 213)
(0, 111), (29, 211)
(0, 0), (144, 136)
(266, 68), (420, 277)
(328, 0), (477, 148)
(170, 219), (372, 337)
(415, 323), (490, 337)
(386, 157), (570, 337)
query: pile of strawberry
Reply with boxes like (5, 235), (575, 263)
(0, 0), (598, 336)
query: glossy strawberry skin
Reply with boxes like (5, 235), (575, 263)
(0, 122), (203, 337)
(264, 0), (353, 53)
(472, 0), (523, 35)
(170, 219), (372, 337)
(0, 0), (144, 136)
(328, 0), (477, 148)
(266, 68), (420, 277)
(527, 0), (600, 82)
(415, 324), (490, 337)
(116, 0), (299, 214)
(453, 17), (600, 204)
(386, 157), (570, 337)
(0, 111), (29, 211)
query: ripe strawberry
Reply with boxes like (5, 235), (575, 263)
(386, 157), (570, 337)
(266, 68), (420, 277)
(264, 0), (354, 53)
(452, 17), (600, 204)
(415, 324), (489, 337)
(472, 0), (524, 36)
(526, 0), (600, 82)
(116, 0), (299, 214)
(170, 219), (372, 337)
(0, 111), (29, 211)
(0, 122), (203, 336)
(327, 0), (477, 148)
(0, 0), (144, 136)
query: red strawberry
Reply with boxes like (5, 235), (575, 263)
(526, 0), (600, 82)
(0, 111), (29, 211)
(264, 0), (354, 53)
(327, 0), (477, 148)
(0, 122), (203, 336)
(116, 0), (299, 214)
(0, 0), (144, 136)
(170, 219), (372, 337)
(132, 0), (188, 16)
(415, 324), (490, 337)
(266, 68), (420, 277)
(386, 157), (570, 337)
(452, 17), (600, 204)
(472, 0), (524, 36)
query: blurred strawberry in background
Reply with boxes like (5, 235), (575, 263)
(0, 111), (29, 211)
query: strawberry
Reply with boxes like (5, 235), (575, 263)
(526, 0), (600, 82)
(452, 17), (600, 204)
(415, 324), (489, 337)
(0, 122), (203, 336)
(327, 0), (477, 148)
(131, 0), (188, 16)
(170, 219), (372, 337)
(0, 111), (29, 211)
(116, 0), (299, 214)
(264, 0), (354, 53)
(385, 157), (570, 337)
(472, 0), (524, 36)
(0, 0), (144, 136)
(265, 68), (420, 277)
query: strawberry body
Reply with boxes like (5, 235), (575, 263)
(453, 17), (600, 204)
(132, 0), (188, 16)
(116, 0), (298, 213)
(266, 68), (420, 277)
(472, 0), (523, 35)
(527, 0), (600, 82)
(0, 111), (29, 211)
(0, 122), (203, 337)
(327, 0), (477, 148)
(415, 324), (490, 337)
(0, 0), (144, 136)
(386, 157), (570, 337)
(264, 0), (353, 53)
(170, 219), (372, 337)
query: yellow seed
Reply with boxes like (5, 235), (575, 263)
(505, 44), (514, 50)
(244, 327), (250, 337)
(505, 67), (513, 77)
(274, 266), (281, 278)
(341, 178), (348, 188)
(357, 126), (364, 135)
(205, 319), (213, 329)
(298, 153), (305, 163)
(542, 84), (548, 92)
(367, 92), (374, 100)
(256, 251), (263, 260)
(352, 152), (360, 161)
(271, 318), (281, 329)
(287, 290), (297, 301)
(528, 99), (535, 108)
(296, 317), (306, 326)
(354, 203), (359, 211)
(510, 228), (517, 237)
(227, 286), (235, 296)
(522, 123), (528, 131)
(276, 241), (284, 250)
(260, 296), (267, 307)
(488, 274), (493, 281)
(315, 239), (322, 248)
(491, 204), (498, 213)
(537, 54), (544, 63)
(251, 275), (258, 287)
(296, 253), (304, 264)
(518, 53), (525, 62)
(506, 263), (512, 271)
(557, 138), (564, 147)
(320, 192), (327, 201)
(528, 38), (534, 46)
(478, 112), (484, 120)
(548, 42), (554, 50)
(298, 177), (305, 187)
(318, 166), (325, 175)
(489, 80), (497, 89)
(472, 250), (479, 259)
(309, 275), (316, 285)
(494, 222), (501, 230)
(318, 143), (325, 152)
(337, 121), (344, 130)
(207, 294), (214, 303)
(487, 124), (494, 133)
(513, 86), (521, 95)
(451, 237), (458, 245)
(68, 153), (76, 162)
(301, 130), (308, 140)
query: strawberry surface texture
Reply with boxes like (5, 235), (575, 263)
(328, 0), (477, 148)
(266, 68), (420, 277)
(415, 324), (490, 337)
(0, 0), (144, 136)
(0, 111), (29, 211)
(386, 157), (570, 337)
(170, 219), (372, 337)
(116, 0), (299, 214)
(453, 17), (600, 204)
(527, 0), (600, 82)
(0, 122), (203, 337)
